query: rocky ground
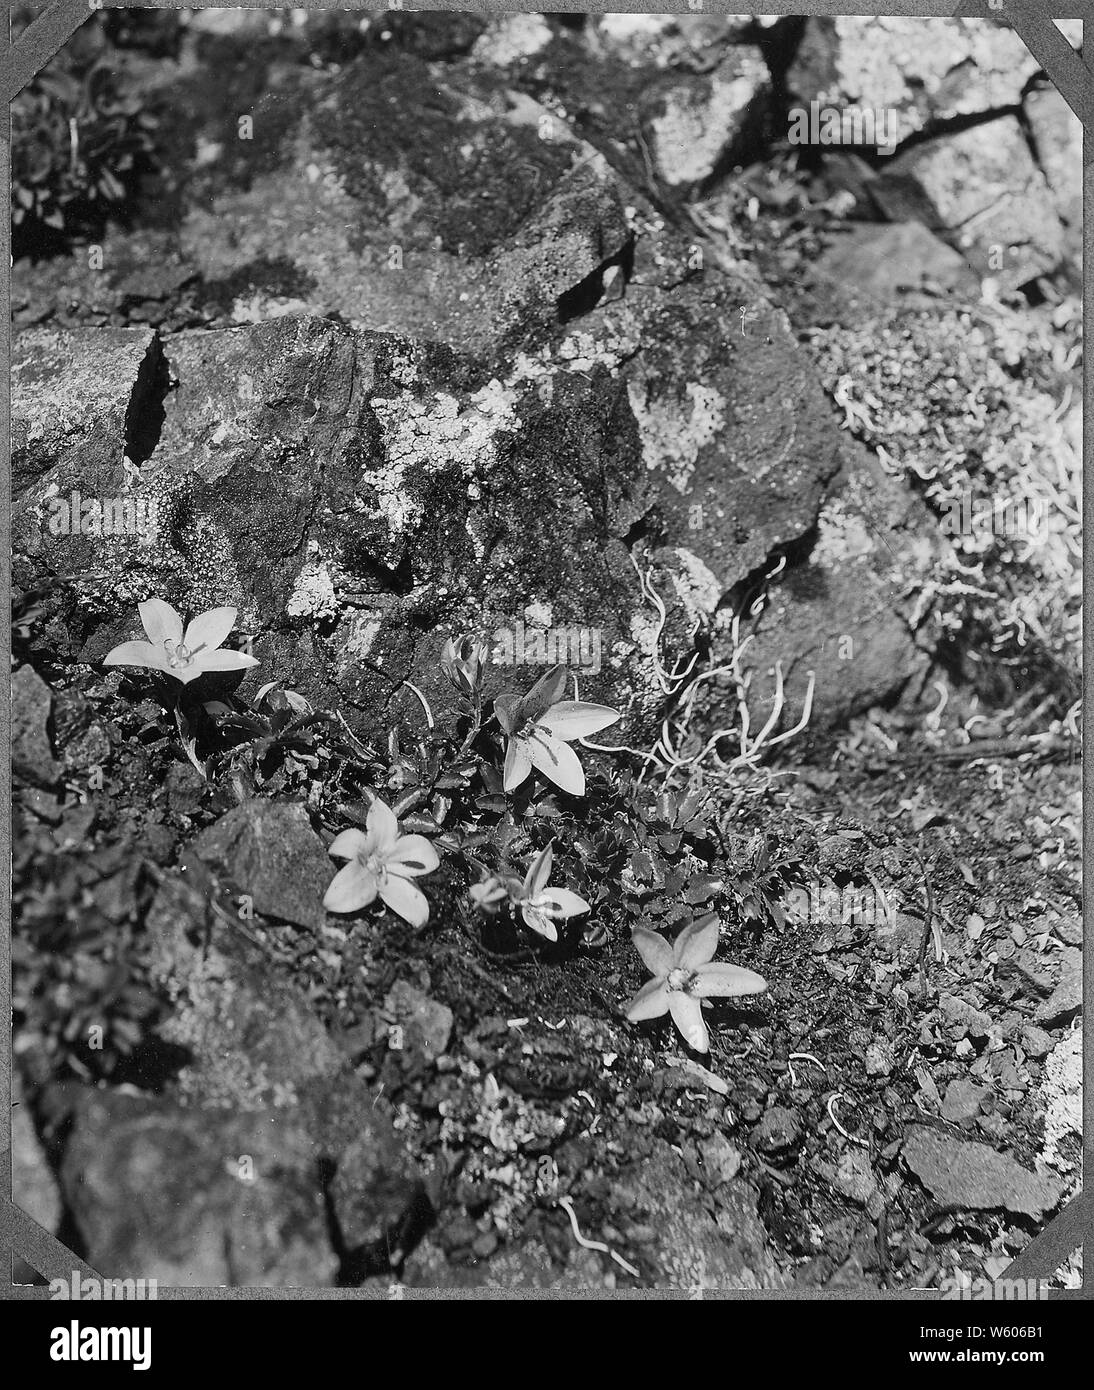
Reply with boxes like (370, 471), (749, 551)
(10, 10), (1083, 1292)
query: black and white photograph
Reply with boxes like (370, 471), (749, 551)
(4, 0), (1087, 1334)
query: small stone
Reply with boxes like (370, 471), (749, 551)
(939, 993), (992, 1040)
(751, 1105), (803, 1158)
(383, 981), (454, 1062)
(810, 222), (975, 301)
(1050, 917), (1082, 947)
(1020, 1024), (1054, 1059)
(821, 1149), (878, 1206)
(192, 800), (333, 931)
(471, 1229), (499, 1259)
(902, 1125), (1065, 1220)
(698, 1132), (742, 1185)
(11, 665), (61, 787)
(1035, 949), (1082, 1027)
(330, 1125), (424, 1250)
(865, 1042), (894, 1077)
(941, 1078), (990, 1123)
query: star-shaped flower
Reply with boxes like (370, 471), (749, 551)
(103, 599), (258, 686)
(469, 843), (590, 943)
(323, 798), (439, 927)
(495, 665), (619, 797)
(625, 913), (767, 1053)
(519, 842), (590, 942)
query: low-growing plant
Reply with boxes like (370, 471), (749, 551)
(12, 9), (160, 257)
(626, 912), (768, 1054)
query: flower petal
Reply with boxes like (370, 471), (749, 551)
(625, 978), (670, 1022)
(327, 828), (369, 861)
(174, 663), (209, 686)
(494, 694), (521, 736)
(692, 963), (768, 998)
(386, 834), (439, 877)
(632, 927), (674, 976)
(524, 842), (553, 898)
(539, 701), (620, 742)
(366, 798), (400, 850)
(668, 993), (710, 1052)
(379, 874), (430, 928)
(521, 905), (558, 942)
(323, 861), (378, 914)
(183, 606), (238, 654)
(539, 887), (590, 919)
(503, 737), (533, 792)
(674, 912), (720, 969)
(517, 664), (568, 723)
(102, 640), (164, 673)
(193, 650), (259, 674)
(527, 732), (586, 796)
(139, 598), (184, 648)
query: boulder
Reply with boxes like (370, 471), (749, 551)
(875, 117), (1066, 290)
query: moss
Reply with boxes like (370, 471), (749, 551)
(309, 50), (571, 258)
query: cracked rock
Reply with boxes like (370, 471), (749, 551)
(876, 117), (1066, 290)
(787, 16), (1083, 142)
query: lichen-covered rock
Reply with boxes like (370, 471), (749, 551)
(739, 441), (935, 727)
(10, 26), (946, 750)
(642, 48), (770, 191)
(786, 16), (1083, 142)
(383, 981), (455, 1063)
(11, 325), (163, 496)
(876, 117), (1066, 290)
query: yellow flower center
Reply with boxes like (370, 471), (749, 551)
(666, 967), (696, 993)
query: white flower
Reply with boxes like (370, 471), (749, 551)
(495, 665), (618, 797)
(626, 914), (767, 1054)
(323, 798), (439, 928)
(514, 842), (590, 942)
(103, 599), (258, 686)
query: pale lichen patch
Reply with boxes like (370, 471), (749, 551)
(628, 380), (726, 493)
(668, 547), (722, 626)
